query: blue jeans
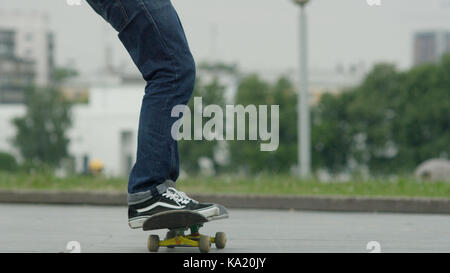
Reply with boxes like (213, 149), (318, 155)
(86, 0), (196, 204)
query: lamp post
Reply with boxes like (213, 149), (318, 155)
(292, 0), (311, 177)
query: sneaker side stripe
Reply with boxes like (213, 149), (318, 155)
(136, 202), (185, 213)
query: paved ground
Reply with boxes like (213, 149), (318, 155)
(0, 203), (449, 253)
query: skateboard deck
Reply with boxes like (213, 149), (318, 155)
(142, 210), (209, 231)
(143, 204), (229, 253)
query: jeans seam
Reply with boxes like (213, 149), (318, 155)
(117, 0), (129, 32)
(136, 0), (180, 134)
(88, 0), (129, 32)
(136, 0), (173, 59)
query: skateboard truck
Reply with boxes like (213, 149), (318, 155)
(147, 224), (227, 253)
(143, 206), (229, 253)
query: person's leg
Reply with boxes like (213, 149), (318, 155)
(86, 0), (195, 204)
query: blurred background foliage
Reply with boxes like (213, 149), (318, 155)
(0, 55), (449, 179)
(180, 54), (450, 176)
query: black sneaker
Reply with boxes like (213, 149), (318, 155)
(128, 187), (219, 229)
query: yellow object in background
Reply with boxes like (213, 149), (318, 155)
(88, 159), (104, 175)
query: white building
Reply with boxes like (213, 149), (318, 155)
(0, 84), (144, 177)
(69, 84), (143, 177)
(0, 10), (54, 86)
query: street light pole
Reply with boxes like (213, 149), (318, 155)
(293, 0), (311, 177)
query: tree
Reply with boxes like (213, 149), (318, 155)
(0, 151), (18, 172)
(311, 54), (450, 174)
(391, 54), (450, 171)
(346, 64), (404, 173)
(263, 76), (297, 173)
(228, 75), (298, 174)
(227, 74), (270, 173)
(311, 91), (356, 173)
(12, 86), (72, 168)
(51, 67), (79, 85)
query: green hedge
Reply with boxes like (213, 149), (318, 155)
(0, 152), (18, 172)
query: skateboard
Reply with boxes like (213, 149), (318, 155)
(143, 204), (229, 253)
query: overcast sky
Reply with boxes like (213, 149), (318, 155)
(1, 0), (449, 76)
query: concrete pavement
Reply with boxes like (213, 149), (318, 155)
(0, 204), (449, 253)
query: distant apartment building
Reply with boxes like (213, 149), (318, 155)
(413, 30), (450, 65)
(0, 10), (54, 103)
(0, 55), (35, 103)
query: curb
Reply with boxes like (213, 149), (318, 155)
(0, 190), (449, 214)
(0, 190), (126, 206)
(192, 193), (450, 214)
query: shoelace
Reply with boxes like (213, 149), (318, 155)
(179, 190), (199, 204)
(162, 187), (197, 206)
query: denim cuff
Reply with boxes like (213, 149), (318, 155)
(127, 180), (176, 205)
